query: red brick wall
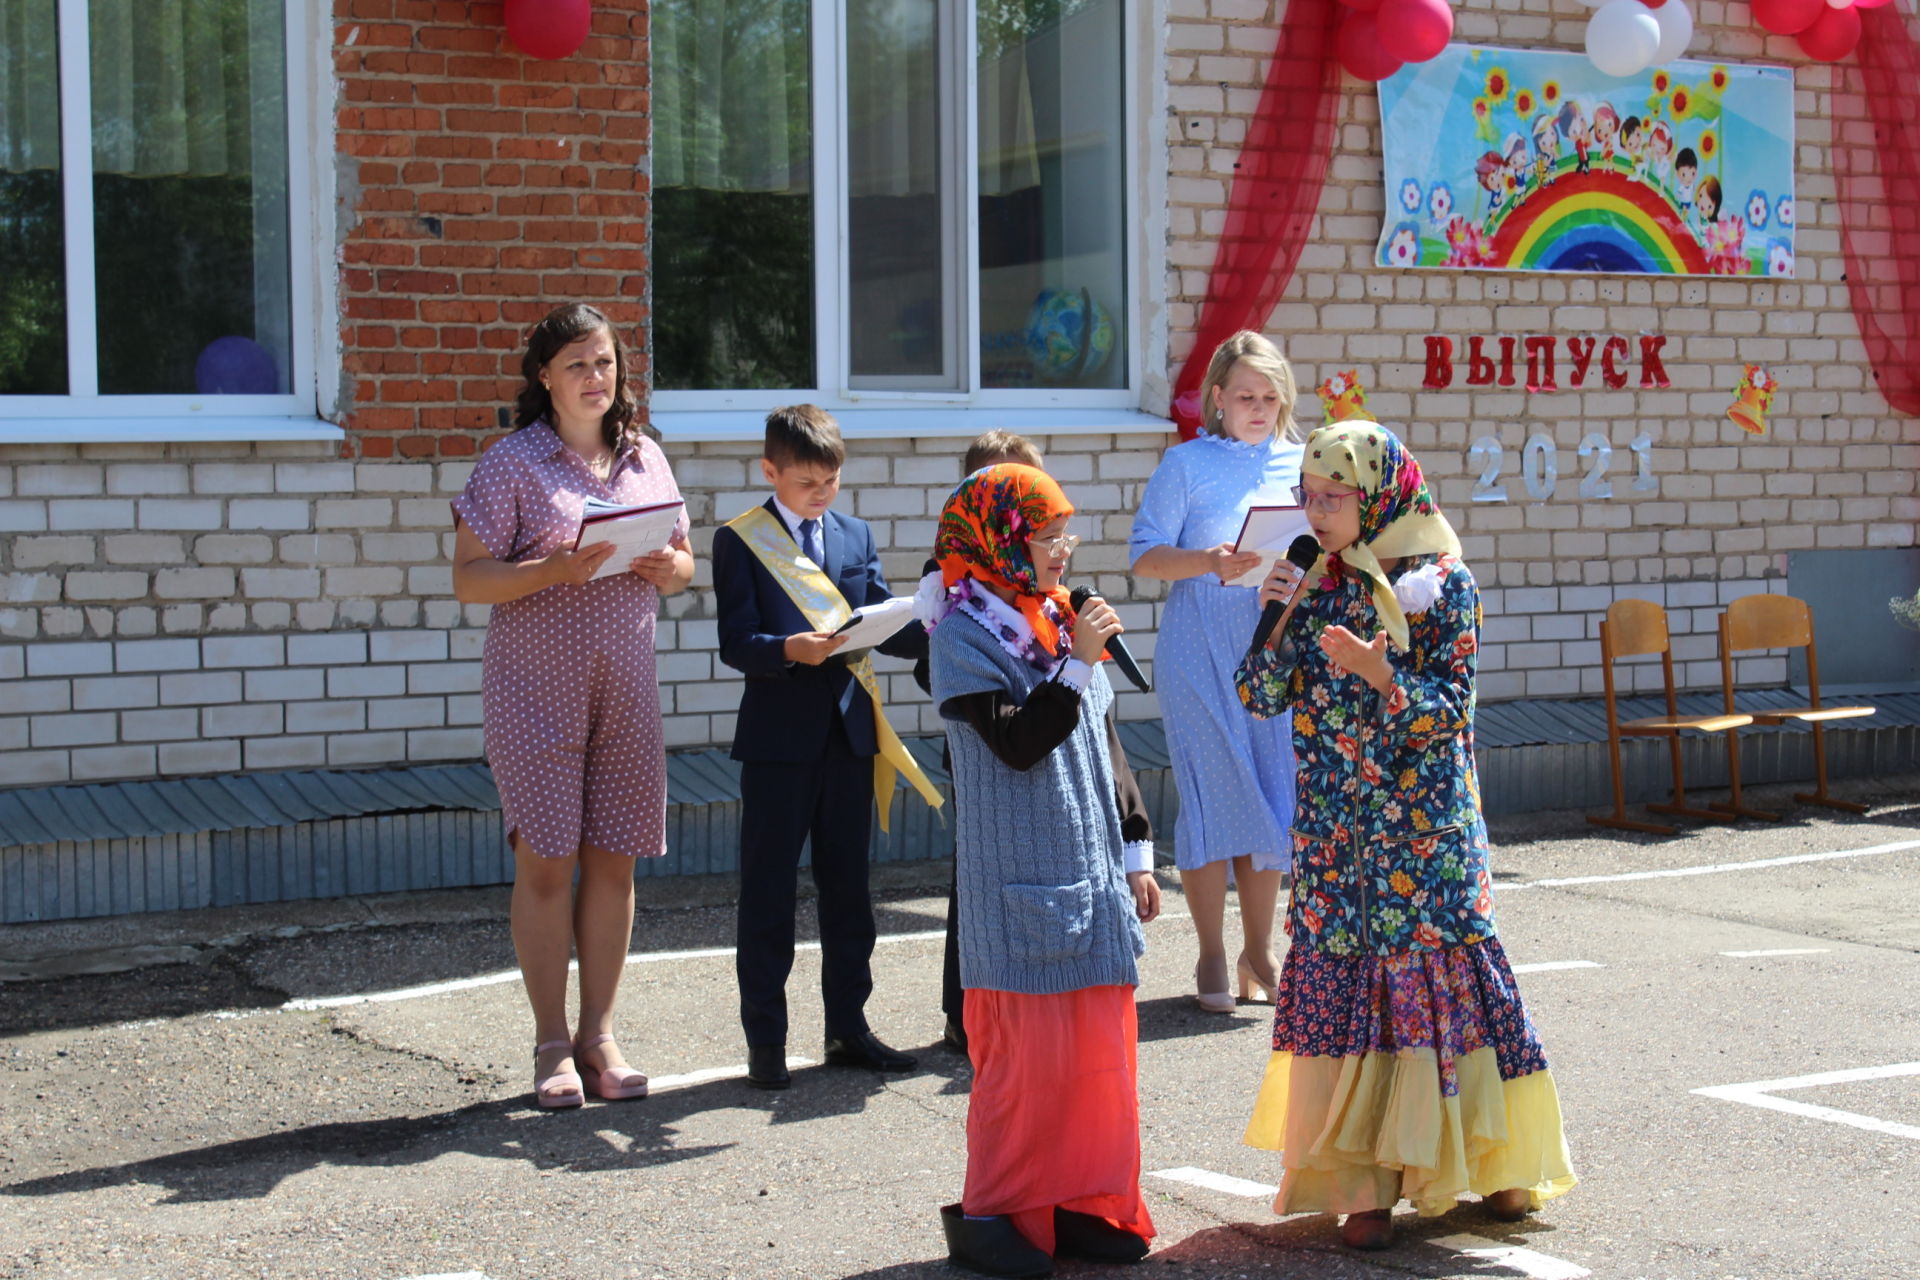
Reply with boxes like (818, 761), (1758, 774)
(332, 0), (651, 459)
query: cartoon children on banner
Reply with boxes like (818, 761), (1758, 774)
(1384, 55), (1793, 279)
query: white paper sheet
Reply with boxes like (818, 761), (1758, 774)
(574, 498), (685, 581)
(1234, 504), (1314, 576)
(830, 596), (918, 650)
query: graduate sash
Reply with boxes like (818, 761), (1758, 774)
(725, 506), (942, 831)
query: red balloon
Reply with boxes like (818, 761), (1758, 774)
(1377, 0), (1454, 65)
(505, 0), (592, 60)
(1339, 0), (1384, 10)
(1855, 0), (1891, 10)
(1797, 1), (1861, 58)
(1337, 10), (1405, 81)
(1751, 0), (1823, 34)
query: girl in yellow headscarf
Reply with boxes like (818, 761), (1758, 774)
(1235, 422), (1576, 1250)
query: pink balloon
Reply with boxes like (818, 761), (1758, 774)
(1377, 0), (1454, 65)
(1797, 0), (1861, 57)
(1337, 10), (1405, 81)
(505, 0), (592, 60)
(1751, 0), (1823, 33)
(1855, 0), (1891, 9)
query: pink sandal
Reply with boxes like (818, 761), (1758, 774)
(533, 1039), (584, 1109)
(575, 1033), (649, 1100)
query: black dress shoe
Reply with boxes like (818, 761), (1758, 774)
(1053, 1208), (1148, 1263)
(823, 1030), (918, 1072)
(745, 1044), (790, 1090)
(942, 1016), (969, 1055)
(940, 1203), (1052, 1278)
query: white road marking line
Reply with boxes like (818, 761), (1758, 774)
(1150, 1168), (1589, 1277)
(1507, 837), (1920, 891)
(1147, 1166), (1278, 1198)
(1426, 1234), (1591, 1280)
(1510, 961), (1602, 974)
(284, 929), (948, 1010)
(1719, 948), (1831, 958)
(1693, 1061), (1920, 1143)
(646, 1057), (816, 1092)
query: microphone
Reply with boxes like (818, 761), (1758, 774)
(1068, 586), (1152, 693)
(1247, 534), (1323, 658)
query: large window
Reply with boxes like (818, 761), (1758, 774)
(0, 0), (320, 434)
(651, 0), (1134, 408)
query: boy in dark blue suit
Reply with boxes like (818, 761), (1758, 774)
(712, 405), (930, 1089)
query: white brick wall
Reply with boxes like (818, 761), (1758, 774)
(1, 6), (1914, 786)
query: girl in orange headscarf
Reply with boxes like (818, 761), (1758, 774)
(926, 464), (1163, 1278)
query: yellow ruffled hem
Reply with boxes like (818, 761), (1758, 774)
(1242, 1047), (1577, 1218)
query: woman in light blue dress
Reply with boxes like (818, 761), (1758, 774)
(1131, 331), (1305, 1012)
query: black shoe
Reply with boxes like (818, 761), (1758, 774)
(823, 1030), (918, 1072)
(942, 1016), (969, 1055)
(940, 1203), (1052, 1278)
(745, 1044), (790, 1090)
(1053, 1208), (1148, 1263)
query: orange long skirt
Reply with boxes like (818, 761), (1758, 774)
(961, 985), (1156, 1256)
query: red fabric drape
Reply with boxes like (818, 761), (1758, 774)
(1169, 0), (1342, 438)
(1834, 6), (1920, 417)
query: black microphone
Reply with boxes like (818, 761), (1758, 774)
(1069, 586), (1152, 693)
(1247, 534), (1323, 658)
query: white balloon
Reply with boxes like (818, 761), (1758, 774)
(1651, 0), (1694, 63)
(1585, 0), (1660, 78)
(1826, 0), (1852, 8)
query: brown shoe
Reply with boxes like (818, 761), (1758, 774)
(1340, 1209), (1394, 1250)
(1483, 1188), (1531, 1222)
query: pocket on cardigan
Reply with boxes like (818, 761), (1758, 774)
(1001, 879), (1095, 963)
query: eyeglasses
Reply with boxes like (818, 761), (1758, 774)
(1291, 483), (1364, 514)
(1030, 533), (1081, 557)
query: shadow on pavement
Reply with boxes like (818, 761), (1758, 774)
(0, 1060), (939, 1203)
(1136, 994), (1273, 1045)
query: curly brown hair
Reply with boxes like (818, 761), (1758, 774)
(512, 303), (642, 450)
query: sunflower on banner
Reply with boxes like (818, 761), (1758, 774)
(1376, 46), (1795, 277)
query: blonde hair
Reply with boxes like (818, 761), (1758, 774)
(1198, 330), (1300, 442)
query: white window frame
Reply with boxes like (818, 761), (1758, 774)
(652, 0), (1169, 444)
(0, 0), (339, 444)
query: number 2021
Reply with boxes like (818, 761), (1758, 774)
(1467, 432), (1657, 504)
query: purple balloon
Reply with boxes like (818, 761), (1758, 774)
(194, 336), (278, 395)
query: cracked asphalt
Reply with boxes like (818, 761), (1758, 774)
(3, 773), (1919, 1280)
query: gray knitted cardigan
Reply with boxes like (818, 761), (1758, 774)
(931, 612), (1146, 995)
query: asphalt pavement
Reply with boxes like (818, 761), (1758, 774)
(3, 772), (1919, 1280)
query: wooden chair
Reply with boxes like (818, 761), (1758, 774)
(1588, 599), (1754, 836)
(1715, 593), (1876, 818)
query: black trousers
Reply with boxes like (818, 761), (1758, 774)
(736, 720), (876, 1047)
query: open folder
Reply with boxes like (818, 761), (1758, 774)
(573, 497), (686, 581)
(1234, 503), (1313, 575)
(830, 596), (917, 650)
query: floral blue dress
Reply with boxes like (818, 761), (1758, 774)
(1236, 551), (1576, 1218)
(1130, 432), (1304, 872)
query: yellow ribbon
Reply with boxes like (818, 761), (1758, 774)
(725, 507), (943, 832)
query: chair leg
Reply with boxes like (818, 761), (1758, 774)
(1646, 732), (1739, 824)
(1710, 726), (1781, 821)
(1793, 723), (1868, 814)
(1588, 726), (1677, 836)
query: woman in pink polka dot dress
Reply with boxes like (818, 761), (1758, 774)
(451, 303), (693, 1109)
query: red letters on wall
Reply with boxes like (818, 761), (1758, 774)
(1422, 335), (1671, 392)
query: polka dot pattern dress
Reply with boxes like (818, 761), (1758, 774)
(1130, 432), (1305, 874)
(451, 422), (688, 860)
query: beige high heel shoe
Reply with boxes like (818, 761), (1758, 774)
(1237, 951), (1280, 1003)
(1194, 961), (1235, 1013)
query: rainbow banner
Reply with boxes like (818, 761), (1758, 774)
(1377, 47), (1795, 278)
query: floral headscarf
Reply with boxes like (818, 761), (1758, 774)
(1304, 421), (1460, 652)
(933, 463), (1076, 658)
